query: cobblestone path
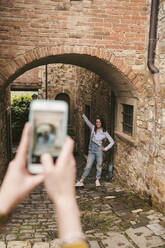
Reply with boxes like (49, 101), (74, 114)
(0, 156), (165, 247)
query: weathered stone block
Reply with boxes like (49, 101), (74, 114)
(160, 86), (165, 99)
(147, 223), (165, 236)
(7, 241), (31, 248)
(126, 227), (165, 248)
(32, 243), (49, 248)
(49, 240), (61, 248)
(0, 242), (6, 248)
(102, 232), (134, 247)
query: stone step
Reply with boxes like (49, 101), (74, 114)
(0, 240), (61, 248)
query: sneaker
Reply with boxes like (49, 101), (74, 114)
(75, 181), (84, 187)
(95, 179), (101, 187)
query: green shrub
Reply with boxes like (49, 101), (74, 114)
(11, 94), (32, 145)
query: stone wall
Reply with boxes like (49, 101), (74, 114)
(159, 1), (165, 169)
(114, 72), (165, 210)
(38, 64), (112, 160)
(0, 87), (11, 179)
(113, 1), (165, 211)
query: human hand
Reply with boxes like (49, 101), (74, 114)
(0, 123), (44, 215)
(99, 147), (105, 151)
(41, 138), (84, 240)
(41, 137), (76, 204)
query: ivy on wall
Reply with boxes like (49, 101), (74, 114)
(11, 94), (32, 145)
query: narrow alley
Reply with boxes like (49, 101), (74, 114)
(0, 156), (165, 248)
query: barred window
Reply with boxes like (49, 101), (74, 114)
(122, 104), (133, 136)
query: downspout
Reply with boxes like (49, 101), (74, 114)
(45, 64), (48, 99)
(147, 0), (159, 74)
(147, 0), (159, 138)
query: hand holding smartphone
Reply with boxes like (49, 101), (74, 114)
(27, 100), (68, 174)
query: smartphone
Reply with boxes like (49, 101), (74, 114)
(27, 100), (68, 174)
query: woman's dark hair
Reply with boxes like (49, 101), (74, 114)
(94, 116), (106, 132)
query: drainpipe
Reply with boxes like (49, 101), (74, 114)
(147, 0), (159, 74)
(45, 64), (48, 99)
(147, 0), (159, 138)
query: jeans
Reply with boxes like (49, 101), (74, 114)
(82, 141), (103, 180)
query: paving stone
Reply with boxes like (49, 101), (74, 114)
(131, 209), (143, 214)
(89, 240), (100, 248)
(0, 242), (6, 248)
(29, 240), (42, 243)
(21, 226), (34, 230)
(101, 204), (111, 211)
(149, 219), (161, 224)
(34, 233), (48, 238)
(86, 234), (95, 239)
(7, 241), (31, 248)
(147, 213), (163, 221)
(32, 242), (49, 248)
(115, 188), (124, 193)
(147, 223), (165, 236)
(0, 235), (5, 241)
(19, 233), (33, 239)
(161, 233), (165, 240)
(94, 233), (105, 238)
(49, 240), (61, 248)
(105, 196), (116, 199)
(126, 226), (165, 248)
(102, 232), (134, 247)
(20, 230), (35, 234)
(115, 209), (131, 217)
(130, 221), (137, 225)
(6, 234), (17, 241)
(85, 230), (95, 234)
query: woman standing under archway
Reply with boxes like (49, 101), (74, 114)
(76, 107), (114, 187)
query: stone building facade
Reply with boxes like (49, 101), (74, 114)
(37, 64), (113, 159)
(0, 0), (165, 211)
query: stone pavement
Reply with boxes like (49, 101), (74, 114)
(0, 181), (165, 248)
(0, 155), (165, 247)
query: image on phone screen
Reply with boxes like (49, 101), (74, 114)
(31, 110), (65, 163)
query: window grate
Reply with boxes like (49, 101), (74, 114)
(122, 104), (133, 135)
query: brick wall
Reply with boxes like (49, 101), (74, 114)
(0, 0), (148, 67)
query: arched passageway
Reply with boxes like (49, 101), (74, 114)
(0, 47), (138, 192)
(0, 46), (140, 96)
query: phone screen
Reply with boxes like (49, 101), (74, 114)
(28, 100), (68, 174)
(30, 110), (65, 164)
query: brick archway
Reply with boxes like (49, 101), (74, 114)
(0, 45), (141, 96)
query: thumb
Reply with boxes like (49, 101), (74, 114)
(28, 174), (44, 189)
(41, 153), (54, 174)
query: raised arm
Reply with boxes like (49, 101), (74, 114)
(77, 106), (94, 130)
(82, 114), (94, 130)
(104, 132), (114, 151)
